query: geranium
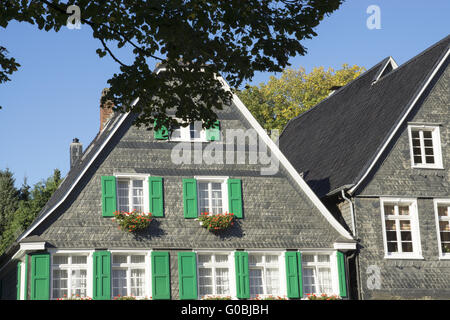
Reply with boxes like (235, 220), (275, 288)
(201, 295), (232, 300)
(113, 210), (152, 232)
(197, 212), (235, 232)
(56, 294), (92, 300)
(250, 295), (288, 300)
(306, 293), (341, 300)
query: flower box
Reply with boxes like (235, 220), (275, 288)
(112, 210), (152, 232)
(197, 212), (235, 232)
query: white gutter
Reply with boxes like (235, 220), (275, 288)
(342, 190), (356, 236)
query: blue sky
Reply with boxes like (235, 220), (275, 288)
(0, 0), (449, 188)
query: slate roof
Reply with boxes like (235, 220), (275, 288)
(279, 35), (450, 198)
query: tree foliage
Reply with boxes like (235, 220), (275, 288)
(1, 0), (343, 128)
(0, 169), (62, 254)
(238, 64), (365, 132)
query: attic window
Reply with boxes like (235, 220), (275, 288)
(408, 125), (443, 169)
(373, 57), (398, 83)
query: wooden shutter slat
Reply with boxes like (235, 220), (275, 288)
(30, 253), (50, 300)
(178, 252), (197, 300)
(285, 251), (302, 299)
(151, 251), (171, 300)
(183, 179), (198, 218)
(228, 179), (243, 218)
(337, 251), (347, 298)
(101, 176), (117, 217)
(93, 251), (111, 300)
(235, 251), (249, 299)
(149, 176), (164, 217)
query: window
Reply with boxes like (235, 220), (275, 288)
(117, 178), (146, 212)
(248, 253), (281, 298)
(301, 253), (333, 295)
(197, 177), (228, 215)
(408, 125), (443, 168)
(170, 121), (206, 142)
(434, 200), (450, 258)
(380, 198), (422, 258)
(197, 253), (232, 298)
(51, 254), (88, 299)
(112, 253), (148, 298)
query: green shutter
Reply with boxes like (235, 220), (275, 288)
(151, 251), (171, 300)
(16, 261), (21, 300)
(206, 120), (220, 141)
(285, 251), (302, 299)
(228, 179), (243, 218)
(235, 251), (249, 299)
(101, 176), (117, 217)
(178, 252), (197, 300)
(154, 120), (169, 140)
(93, 251), (111, 300)
(337, 251), (347, 298)
(183, 178), (198, 218)
(30, 253), (50, 300)
(149, 176), (164, 217)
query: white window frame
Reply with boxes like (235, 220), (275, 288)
(407, 125), (443, 169)
(380, 198), (423, 259)
(114, 174), (149, 213)
(110, 250), (151, 299)
(300, 251), (338, 296)
(195, 250), (235, 299)
(434, 199), (450, 259)
(195, 176), (229, 216)
(169, 120), (207, 142)
(247, 251), (284, 299)
(49, 250), (93, 300)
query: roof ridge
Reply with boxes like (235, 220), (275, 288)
(279, 57), (387, 139)
(369, 35), (450, 85)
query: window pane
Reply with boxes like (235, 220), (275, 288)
(400, 231), (412, 241)
(398, 206), (410, 216)
(198, 268), (213, 296)
(215, 255), (228, 263)
(425, 156), (435, 164)
(113, 255), (127, 264)
(411, 130), (420, 138)
(52, 269), (68, 298)
(71, 269), (87, 297)
(265, 267), (280, 295)
(318, 267), (332, 294)
(198, 183), (210, 214)
(118, 181), (129, 212)
(210, 183), (223, 214)
(402, 242), (413, 252)
(302, 267), (316, 294)
(302, 254), (315, 263)
(440, 221), (450, 231)
(438, 206), (449, 217)
(215, 268), (230, 294)
(72, 256), (87, 264)
(400, 221), (411, 230)
(387, 242), (398, 253)
(423, 131), (432, 139)
(384, 205), (395, 216)
(198, 254), (212, 264)
(249, 269), (263, 296)
(249, 254), (262, 265)
(265, 255), (279, 264)
(317, 255), (330, 263)
(53, 256), (68, 265)
(112, 269), (127, 297)
(385, 220), (396, 230)
(130, 255), (145, 264)
(130, 269), (145, 297)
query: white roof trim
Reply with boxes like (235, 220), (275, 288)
(373, 56), (398, 83)
(16, 98), (139, 242)
(349, 47), (450, 195)
(218, 77), (354, 241)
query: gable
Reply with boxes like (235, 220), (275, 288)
(358, 60), (449, 197)
(8, 81), (353, 257)
(280, 35), (450, 198)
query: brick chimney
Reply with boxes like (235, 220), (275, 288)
(100, 88), (114, 131)
(70, 138), (82, 168)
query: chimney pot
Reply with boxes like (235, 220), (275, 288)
(70, 138), (83, 168)
(100, 88), (114, 131)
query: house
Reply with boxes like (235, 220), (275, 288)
(279, 35), (450, 299)
(0, 74), (355, 300)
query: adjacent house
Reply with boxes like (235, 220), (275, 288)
(0, 75), (355, 300)
(280, 35), (449, 299)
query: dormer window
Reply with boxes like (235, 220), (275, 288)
(408, 125), (443, 169)
(170, 121), (206, 142)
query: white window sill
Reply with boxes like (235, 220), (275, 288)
(438, 254), (450, 260)
(383, 254), (424, 260)
(411, 165), (444, 170)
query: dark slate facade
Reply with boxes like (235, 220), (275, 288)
(354, 61), (450, 299)
(280, 35), (450, 300)
(0, 89), (353, 300)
